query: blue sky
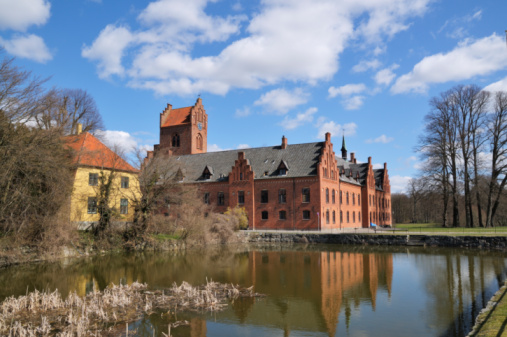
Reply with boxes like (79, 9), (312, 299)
(1, 0), (506, 193)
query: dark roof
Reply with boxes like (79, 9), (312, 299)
(175, 142), (323, 182)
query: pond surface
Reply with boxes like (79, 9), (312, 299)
(1, 244), (506, 337)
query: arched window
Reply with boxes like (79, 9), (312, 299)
(196, 134), (203, 150)
(332, 211), (336, 224)
(358, 212), (361, 222)
(326, 210), (329, 224)
(172, 133), (180, 147)
(340, 191), (343, 204)
(347, 211), (350, 223)
(353, 211), (355, 223)
(340, 211), (343, 223)
(325, 188), (329, 203)
(332, 189), (335, 204)
(346, 192), (349, 205)
(352, 193), (355, 205)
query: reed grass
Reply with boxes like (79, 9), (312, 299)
(1, 280), (261, 336)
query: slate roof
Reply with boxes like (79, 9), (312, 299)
(161, 106), (192, 127)
(174, 142), (323, 182)
(65, 132), (137, 173)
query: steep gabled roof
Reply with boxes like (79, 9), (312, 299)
(161, 106), (192, 127)
(65, 132), (137, 173)
(174, 142), (323, 182)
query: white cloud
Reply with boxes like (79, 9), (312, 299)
(343, 95), (365, 110)
(352, 59), (381, 73)
(484, 76), (507, 92)
(254, 88), (309, 114)
(237, 144), (250, 149)
(0, 34), (52, 63)
(365, 134), (394, 144)
(328, 83), (366, 98)
(372, 163), (383, 169)
(0, 0), (50, 31)
(392, 34), (507, 94)
(208, 144), (231, 152)
(390, 175), (412, 193)
(280, 107), (317, 130)
(235, 106), (251, 117)
(316, 121), (357, 139)
(83, 0), (433, 96)
(82, 25), (134, 79)
(374, 64), (399, 85)
(96, 130), (139, 154)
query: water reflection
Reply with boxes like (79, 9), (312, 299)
(0, 245), (505, 337)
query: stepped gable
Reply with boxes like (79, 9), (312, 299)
(173, 142), (323, 182)
(374, 169), (385, 191)
(161, 106), (192, 127)
(65, 132), (137, 172)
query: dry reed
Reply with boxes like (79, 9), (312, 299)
(0, 280), (262, 336)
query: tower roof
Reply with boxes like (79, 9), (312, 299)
(161, 106), (192, 127)
(341, 135), (347, 152)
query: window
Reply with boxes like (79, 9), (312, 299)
(358, 195), (361, 206)
(352, 193), (355, 205)
(340, 211), (343, 223)
(359, 212), (361, 222)
(238, 191), (245, 204)
(89, 173), (98, 186)
(326, 188), (329, 204)
(302, 188), (310, 203)
(332, 211), (336, 224)
(352, 211), (355, 223)
(204, 193), (210, 204)
(279, 168), (287, 175)
(346, 192), (349, 205)
(121, 176), (129, 189)
(302, 210), (310, 220)
(332, 190), (335, 204)
(203, 167), (212, 180)
(369, 195), (371, 206)
(279, 210), (287, 220)
(279, 189), (286, 204)
(347, 211), (350, 223)
(326, 210), (329, 224)
(196, 134), (203, 150)
(261, 190), (269, 203)
(261, 211), (268, 220)
(240, 173), (243, 180)
(324, 168), (328, 177)
(120, 198), (128, 214)
(87, 197), (97, 214)
(172, 133), (180, 147)
(340, 191), (342, 204)
(217, 192), (224, 206)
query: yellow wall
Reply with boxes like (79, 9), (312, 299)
(70, 167), (140, 223)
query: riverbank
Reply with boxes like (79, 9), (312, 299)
(240, 230), (507, 250)
(467, 280), (507, 337)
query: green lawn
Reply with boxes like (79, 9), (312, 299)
(393, 223), (507, 234)
(469, 281), (507, 337)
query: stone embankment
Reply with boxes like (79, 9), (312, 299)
(241, 231), (507, 250)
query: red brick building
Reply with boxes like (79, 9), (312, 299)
(148, 98), (392, 230)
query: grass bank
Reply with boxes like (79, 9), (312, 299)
(467, 280), (507, 337)
(393, 223), (507, 235)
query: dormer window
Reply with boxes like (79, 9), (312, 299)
(202, 166), (213, 180)
(277, 160), (289, 176)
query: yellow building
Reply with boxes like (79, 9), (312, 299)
(65, 129), (140, 229)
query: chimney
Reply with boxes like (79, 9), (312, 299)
(350, 152), (356, 164)
(368, 156), (372, 165)
(77, 123), (82, 135)
(281, 135), (288, 149)
(325, 132), (331, 142)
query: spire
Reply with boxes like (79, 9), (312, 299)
(341, 134), (347, 160)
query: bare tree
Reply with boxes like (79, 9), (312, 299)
(0, 53), (46, 124)
(407, 177), (426, 223)
(485, 91), (507, 227)
(34, 88), (103, 134)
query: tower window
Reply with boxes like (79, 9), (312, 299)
(196, 134), (203, 150)
(238, 191), (245, 204)
(261, 211), (268, 220)
(172, 133), (180, 147)
(302, 188), (310, 203)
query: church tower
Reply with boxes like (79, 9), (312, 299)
(156, 98), (208, 156)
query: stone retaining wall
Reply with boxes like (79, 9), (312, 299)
(240, 232), (507, 250)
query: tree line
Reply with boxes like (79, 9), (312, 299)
(395, 85), (507, 227)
